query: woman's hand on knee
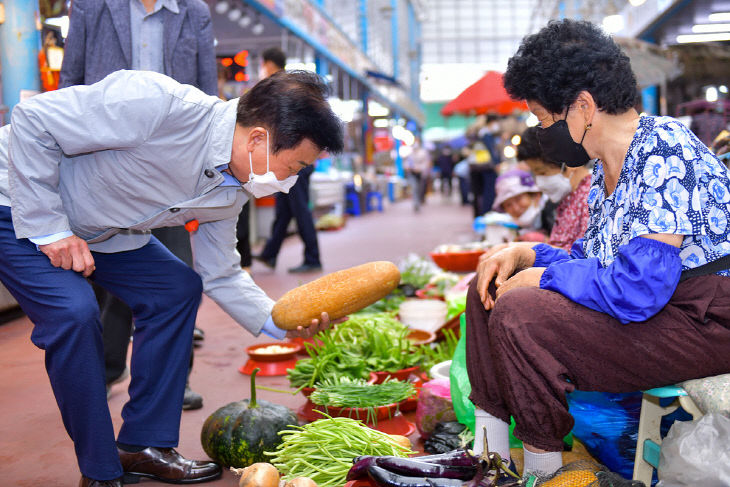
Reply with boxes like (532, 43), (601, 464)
(495, 267), (546, 301)
(476, 247), (522, 309)
(39, 235), (96, 277)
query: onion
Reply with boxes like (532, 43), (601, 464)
(283, 477), (318, 487)
(389, 434), (412, 450)
(230, 463), (280, 487)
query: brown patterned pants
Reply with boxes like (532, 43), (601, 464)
(465, 275), (730, 451)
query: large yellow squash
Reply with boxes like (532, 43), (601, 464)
(271, 261), (400, 330)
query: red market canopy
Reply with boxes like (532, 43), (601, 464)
(440, 71), (527, 117)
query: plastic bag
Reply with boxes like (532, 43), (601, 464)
(416, 378), (457, 437)
(568, 391), (642, 480)
(450, 314), (475, 432)
(423, 421), (468, 454)
(656, 413), (730, 487)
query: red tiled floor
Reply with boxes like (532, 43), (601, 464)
(0, 195), (476, 486)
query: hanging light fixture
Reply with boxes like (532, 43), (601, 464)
(228, 6), (242, 22)
(214, 0), (229, 15)
(251, 13), (264, 35)
(238, 6), (252, 28)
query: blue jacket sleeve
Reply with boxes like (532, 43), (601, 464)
(539, 237), (682, 324)
(532, 238), (584, 266)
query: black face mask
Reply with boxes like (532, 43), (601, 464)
(537, 119), (591, 167)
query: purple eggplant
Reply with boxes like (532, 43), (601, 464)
(367, 465), (465, 487)
(375, 457), (476, 480)
(411, 450), (478, 468)
(347, 456), (377, 481)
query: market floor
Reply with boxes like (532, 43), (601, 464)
(0, 194), (593, 486)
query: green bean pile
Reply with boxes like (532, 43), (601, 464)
(309, 377), (416, 408)
(265, 415), (413, 487)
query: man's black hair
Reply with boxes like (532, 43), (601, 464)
(262, 47), (287, 71)
(504, 19), (639, 115)
(236, 70), (344, 154)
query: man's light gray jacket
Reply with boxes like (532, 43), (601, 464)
(0, 70), (273, 335)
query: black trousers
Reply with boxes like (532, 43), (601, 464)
(259, 165), (320, 267)
(97, 226), (195, 383)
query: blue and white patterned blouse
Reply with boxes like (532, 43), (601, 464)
(583, 116), (730, 276)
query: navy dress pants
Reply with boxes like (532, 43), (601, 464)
(0, 206), (202, 480)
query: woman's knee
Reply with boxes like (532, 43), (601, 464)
(489, 287), (545, 338)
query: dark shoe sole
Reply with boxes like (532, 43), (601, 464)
(123, 469), (221, 484)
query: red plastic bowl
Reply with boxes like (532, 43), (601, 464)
(406, 329), (437, 346)
(370, 366), (420, 384)
(313, 403), (399, 422)
(246, 342), (302, 362)
(430, 250), (485, 272)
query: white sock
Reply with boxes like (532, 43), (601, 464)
(473, 408), (511, 461)
(523, 448), (562, 477)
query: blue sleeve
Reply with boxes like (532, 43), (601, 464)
(539, 237), (681, 324)
(533, 243), (570, 266)
(261, 315), (287, 340)
(569, 238), (585, 260)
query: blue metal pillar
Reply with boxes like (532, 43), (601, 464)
(642, 86), (658, 116)
(0, 0), (41, 116)
(394, 138), (403, 179)
(359, 0), (368, 54)
(315, 55), (329, 78)
(407, 2), (419, 102)
(391, 0), (398, 80)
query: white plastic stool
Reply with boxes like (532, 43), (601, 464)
(632, 385), (703, 485)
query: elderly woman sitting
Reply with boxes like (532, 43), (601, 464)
(465, 19), (730, 482)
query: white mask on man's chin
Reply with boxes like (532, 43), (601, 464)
(242, 130), (298, 198)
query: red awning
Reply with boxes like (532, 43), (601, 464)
(440, 71), (527, 117)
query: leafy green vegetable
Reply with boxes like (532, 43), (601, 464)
(418, 328), (459, 373)
(287, 313), (421, 389)
(399, 253), (438, 289)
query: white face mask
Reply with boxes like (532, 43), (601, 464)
(242, 130), (299, 198)
(514, 202), (542, 228)
(535, 172), (572, 203)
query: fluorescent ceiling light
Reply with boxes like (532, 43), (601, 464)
(706, 86), (719, 102)
(692, 23), (730, 33)
(602, 15), (624, 33)
(676, 32), (730, 43)
(708, 12), (730, 22)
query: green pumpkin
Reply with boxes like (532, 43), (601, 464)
(200, 368), (298, 467)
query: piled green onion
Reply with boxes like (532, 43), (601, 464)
(265, 415), (413, 487)
(309, 377), (416, 408)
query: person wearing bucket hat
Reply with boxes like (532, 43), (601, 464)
(492, 169), (545, 230)
(464, 19), (730, 481)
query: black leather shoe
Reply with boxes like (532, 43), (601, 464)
(288, 263), (322, 273)
(253, 255), (276, 269)
(119, 447), (221, 484)
(79, 476), (123, 487)
(183, 384), (203, 410)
